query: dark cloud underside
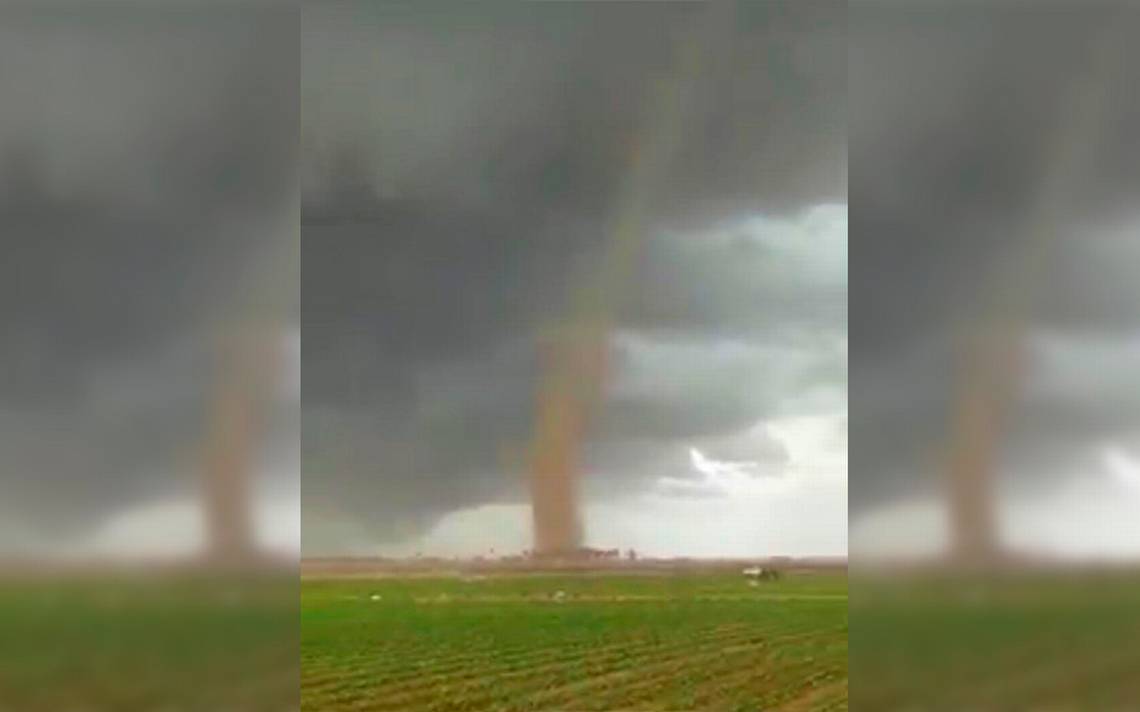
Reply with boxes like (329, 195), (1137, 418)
(302, 2), (846, 550)
(0, 5), (298, 540)
(850, 3), (1140, 511)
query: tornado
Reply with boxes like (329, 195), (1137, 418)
(521, 7), (720, 557)
(529, 325), (608, 555)
(201, 326), (282, 562)
(200, 193), (298, 564)
(945, 322), (1021, 563)
(943, 19), (1126, 565)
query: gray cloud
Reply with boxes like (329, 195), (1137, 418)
(0, 5), (298, 544)
(302, 2), (846, 552)
(850, 3), (1140, 513)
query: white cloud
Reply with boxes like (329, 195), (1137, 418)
(1027, 330), (1140, 406)
(1103, 444), (1140, 491)
(374, 412), (848, 559)
(851, 459), (1140, 563)
(55, 490), (300, 561)
(375, 503), (532, 559)
(736, 203), (848, 290)
(27, 447), (303, 561)
(668, 446), (765, 496)
(689, 446), (760, 477)
(850, 499), (951, 562)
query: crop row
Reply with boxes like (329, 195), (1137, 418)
(306, 627), (766, 709)
(303, 625), (842, 711)
(303, 621), (758, 695)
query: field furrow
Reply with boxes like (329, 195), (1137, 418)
(301, 572), (849, 711)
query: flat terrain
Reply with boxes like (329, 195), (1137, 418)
(301, 570), (848, 711)
(0, 572), (298, 710)
(850, 570), (1140, 710)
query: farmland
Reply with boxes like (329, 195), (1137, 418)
(0, 571), (298, 710)
(850, 569), (1140, 710)
(301, 568), (848, 711)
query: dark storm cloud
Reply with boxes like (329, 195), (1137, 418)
(0, 5), (297, 542)
(850, 3), (1140, 512)
(302, 2), (844, 220)
(302, 2), (846, 550)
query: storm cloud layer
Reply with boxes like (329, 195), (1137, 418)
(302, 2), (846, 552)
(0, 5), (298, 549)
(850, 3), (1140, 518)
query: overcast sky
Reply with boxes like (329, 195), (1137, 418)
(0, 5), (298, 556)
(849, 4), (1140, 559)
(5, 3), (1133, 563)
(301, 1), (846, 556)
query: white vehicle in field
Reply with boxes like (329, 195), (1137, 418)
(742, 566), (780, 582)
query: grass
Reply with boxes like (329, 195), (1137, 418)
(0, 573), (299, 711)
(13, 566), (1131, 710)
(850, 570), (1140, 710)
(301, 570), (848, 711)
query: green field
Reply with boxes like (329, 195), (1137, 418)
(0, 574), (298, 711)
(850, 571), (1140, 710)
(301, 570), (848, 711)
